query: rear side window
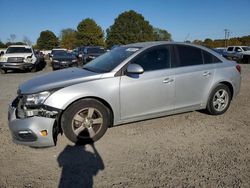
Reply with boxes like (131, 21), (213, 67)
(176, 45), (203, 67)
(202, 50), (222, 64)
(227, 47), (234, 51)
(131, 46), (170, 71)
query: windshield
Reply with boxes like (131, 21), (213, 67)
(6, 47), (32, 53)
(83, 46), (141, 73)
(242, 47), (250, 51)
(52, 50), (66, 54)
(87, 48), (105, 54)
(53, 51), (75, 58)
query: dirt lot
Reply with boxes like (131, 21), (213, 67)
(0, 64), (249, 188)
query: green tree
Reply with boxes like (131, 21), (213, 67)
(153, 28), (172, 41)
(0, 41), (7, 48)
(228, 38), (242, 46)
(76, 18), (104, 46)
(60, 28), (77, 49)
(106, 10), (155, 48)
(36, 30), (59, 50)
(203, 38), (214, 48)
(240, 35), (250, 46)
(193, 39), (203, 45)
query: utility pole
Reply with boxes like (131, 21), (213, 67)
(224, 29), (230, 47)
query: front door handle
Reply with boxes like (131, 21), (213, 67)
(203, 71), (211, 76)
(163, 78), (174, 83)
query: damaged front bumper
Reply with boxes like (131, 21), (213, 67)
(8, 97), (61, 147)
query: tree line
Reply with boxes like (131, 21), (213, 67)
(193, 36), (250, 48)
(0, 10), (171, 50)
(1, 10), (249, 50)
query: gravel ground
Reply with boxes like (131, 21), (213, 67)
(0, 64), (249, 188)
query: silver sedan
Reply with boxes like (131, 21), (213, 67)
(8, 42), (241, 147)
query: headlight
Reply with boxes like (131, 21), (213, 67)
(24, 91), (51, 106)
(24, 57), (33, 63)
(72, 59), (77, 63)
(53, 60), (59, 63)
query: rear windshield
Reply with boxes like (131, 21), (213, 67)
(87, 48), (105, 54)
(6, 47), (32, 53)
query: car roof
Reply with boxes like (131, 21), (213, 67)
(227, 46), (248, 48)
(122, 41), (210, 50)
(8, 45), (31, 48)
(85, 46), (104, 49)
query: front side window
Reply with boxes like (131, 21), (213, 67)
(176, 45), (203, 67)
(131, 46), (170, 71)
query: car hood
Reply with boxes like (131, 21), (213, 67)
(19, 67), (102, 94)
(3, 53), (32, 58)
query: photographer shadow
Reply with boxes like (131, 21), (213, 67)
(57, 143), (104, 188)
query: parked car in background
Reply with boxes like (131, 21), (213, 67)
(51, 51), (78, 70)
(82, 46), (106, 64)
(0, 45), (41, 74)
(225, 46), (250, 63)
(8, 42), (241, 147)
(212, 47), (227, 57)
(49, 48), (67, 60)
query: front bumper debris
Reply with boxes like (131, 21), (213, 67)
(8, 97), (61, 147)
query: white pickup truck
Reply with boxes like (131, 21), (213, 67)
(0, 45), (38, 73)
(225, 46), (250, 63)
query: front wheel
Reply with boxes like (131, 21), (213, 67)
(61, 99), (110, 144)
(206, 84), (232, 115)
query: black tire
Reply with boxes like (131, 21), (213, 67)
(206, 84), (232, 115)
(242, 55), (250, 64)
(61, 99), (110, 144)
(0, 69), (7, 74)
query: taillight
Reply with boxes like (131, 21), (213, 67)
(236, 64), (241, 74)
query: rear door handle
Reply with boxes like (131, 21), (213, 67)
(203, 71), (211, 76)
(163, 78), (174, 83)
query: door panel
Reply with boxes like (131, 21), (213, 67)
(174, 64), (215, 109)
(120, 69), (175, 120)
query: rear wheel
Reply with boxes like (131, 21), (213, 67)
(206, 84), (231, 115)
(61, 99), (110, 144)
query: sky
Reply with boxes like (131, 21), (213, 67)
(0, 0), (249, 44)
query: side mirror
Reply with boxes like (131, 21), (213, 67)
(126, 64), (144, 74)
